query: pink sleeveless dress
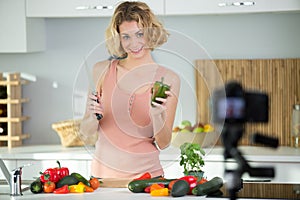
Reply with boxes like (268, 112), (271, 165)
(91, 60), (166, 178)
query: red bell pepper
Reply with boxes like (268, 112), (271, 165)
(55, 160), (69, 179)
(53, 185), (69, 194)
(134, 172), (151, 180)
(40, 160), (69, 183)
(40, 168), (60, 183)
(179, 175), (198, 194)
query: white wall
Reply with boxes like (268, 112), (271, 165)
(0, 13), (299, 145)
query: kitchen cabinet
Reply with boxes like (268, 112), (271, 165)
(26, 0), (165, 18)
(165, 0), (300, 15)
(0, 0), (45, 53)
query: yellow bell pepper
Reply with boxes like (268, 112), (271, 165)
(69, 184), (85, 193)
(78, 182), (94, 192)
(150, 188), (169, 196)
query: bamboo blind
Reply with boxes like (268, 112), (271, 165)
(195, 59), (300, 146)
(221, 183), (300, 199)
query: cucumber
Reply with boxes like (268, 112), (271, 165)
(30, 178), (43, 194)
(71, 172), (90, 186)
(56, 175), (79, 188)
(128, 178), (175, 193)
(207, 189), (223, 197)
(192, 177), (223, 196)
(171, 180), (190, 197)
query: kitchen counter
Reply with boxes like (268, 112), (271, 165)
(0, 145), (299, 199)
(0, 145), (299, 162)
(0, 187), (280, 200)
(0, 145), (299, 183)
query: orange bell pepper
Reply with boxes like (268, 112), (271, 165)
(78, 182), (94, 192)
(150, 188), (169, 196)
(150, 183), (164, 192)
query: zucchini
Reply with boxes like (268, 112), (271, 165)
(30, 178), (43, 194)
(192, 176), (223, 196)
(207, 189), (223, 197)
(56, 175), (79, 188)
(71, 172), (90, 186)
(171, 180), (190, 197)
(128, 178), (175, 193)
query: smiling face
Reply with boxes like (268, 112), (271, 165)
(119, 21), (150, 60)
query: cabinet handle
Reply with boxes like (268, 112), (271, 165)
(76, 6), (91, 10)
(218, 1), (255, 7)
(95, 5), (113, 10)
(76, 5), (113, 10)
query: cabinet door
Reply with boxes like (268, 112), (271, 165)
(165, 0), (300, 15)
(0, 0), (45, 53)
(26, 0), (164, 18)
(17, 160), (89, 180)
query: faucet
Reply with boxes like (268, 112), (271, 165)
(0, 159), (28, 196)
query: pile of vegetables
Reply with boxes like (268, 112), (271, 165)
(128, 172), (223, 197)
(30, 160), (100, 194)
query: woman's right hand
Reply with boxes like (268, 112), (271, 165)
(88, 92), (104, 120)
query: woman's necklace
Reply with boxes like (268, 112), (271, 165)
(128, 94), (135, 114)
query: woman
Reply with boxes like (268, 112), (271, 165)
(80, 1), (180, 179)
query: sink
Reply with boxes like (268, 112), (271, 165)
(0, 185), (30, 195)
(0, 179), (31, 195)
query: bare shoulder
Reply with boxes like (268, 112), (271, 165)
(93, 60), (111, 75)
(161, 66), (180, 84)
(92, 60), (111, 88)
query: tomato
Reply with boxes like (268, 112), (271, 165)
(168, 179), (179, 190)
(198, 177), (208, 184)
(43, 181), (56, 193)
(89, 177), (100, 190)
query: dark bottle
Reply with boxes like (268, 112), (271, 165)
(0, 104), (7, 117)
(0, 123), (7, 135)
(0, 86), (7, 99)
(0, 86), (7, 136)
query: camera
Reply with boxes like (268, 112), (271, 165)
(212, 81), (269, 124)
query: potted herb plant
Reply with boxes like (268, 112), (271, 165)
(179, 142), (205, 178)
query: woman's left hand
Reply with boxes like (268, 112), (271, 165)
(150, 90), (172, 116)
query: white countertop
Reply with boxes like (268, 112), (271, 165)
(0, 187), (279, 200)
(0, 145), (299, 163)
(0, 145), (299, 199)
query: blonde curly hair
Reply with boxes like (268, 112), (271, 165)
(105, 1), (169, 58)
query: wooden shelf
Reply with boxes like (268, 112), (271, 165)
(0, 80), (29, 85)
(0, 72), (30, 148)
(0, 98), (29, 104)
(0, 116), (30, 122)
(0, 134), (30, 141)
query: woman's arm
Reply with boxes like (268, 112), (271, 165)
(151, 70), (180, 150)
(79, 60), (110, 137)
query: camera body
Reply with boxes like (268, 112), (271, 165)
(212, 81), (269, 124)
